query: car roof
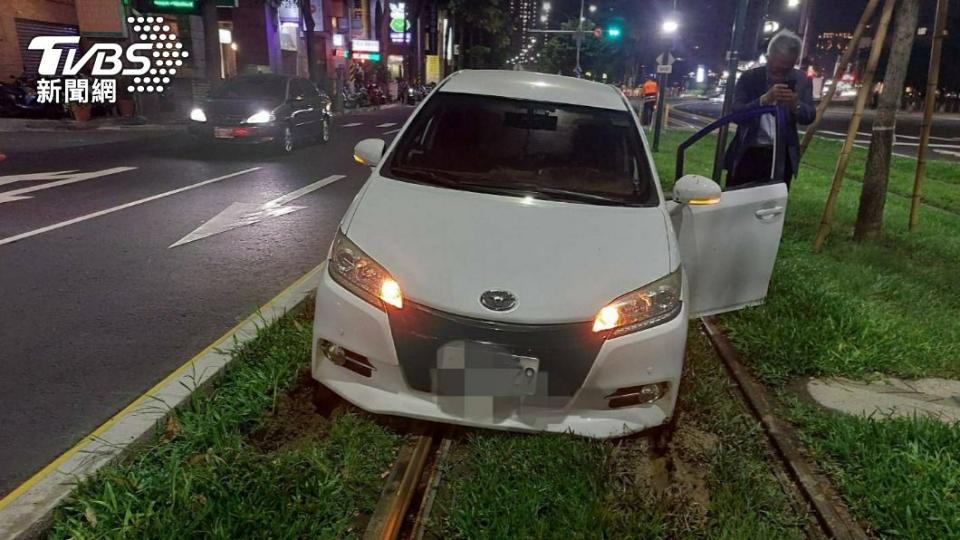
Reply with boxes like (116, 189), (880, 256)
(438, 70), (628, 111)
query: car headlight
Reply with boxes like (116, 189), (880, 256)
(592, 268), (682, 337)
(329, 231), (403, 309)
(245, 110), (274, 124)
(190, 108), (206, 122)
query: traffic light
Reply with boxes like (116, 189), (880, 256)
(605, 25), (622, 39)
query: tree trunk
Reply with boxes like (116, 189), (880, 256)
(853, 0), (920, 241)
(201, 0), (222, 81)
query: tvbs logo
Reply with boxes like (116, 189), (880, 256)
(28, 16), (187, 104)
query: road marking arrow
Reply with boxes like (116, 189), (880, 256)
(169, 174), (347, 248)
(0, 167), (137, 203)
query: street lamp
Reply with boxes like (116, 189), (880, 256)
(588, 4), (597, 12)
(787, 0), (801, 7)
(662, 19), (679, 35)
(542, 1), (551, 11)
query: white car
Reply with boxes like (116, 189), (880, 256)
(311, 70), (787, 439)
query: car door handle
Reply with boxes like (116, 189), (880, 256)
(755, 206), (785, 220)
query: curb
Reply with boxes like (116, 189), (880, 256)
(0, 263), (326, 540)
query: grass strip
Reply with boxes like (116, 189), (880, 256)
(650, 128), (960, 539)
(432, 327), (809, 539)
(47, 301), (402, 539)
(651, 129), (960, 384)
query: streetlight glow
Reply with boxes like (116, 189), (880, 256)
(542, 1), (551, 11)
(662, 19), (679, 34)
(588, 4), (597, 12)
(787, 0), (801, 7)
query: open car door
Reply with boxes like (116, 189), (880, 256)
(671, 106), (789, 318)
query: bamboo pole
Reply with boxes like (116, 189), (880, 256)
(812, 0), (896, 253)
(908, 0), (949, 231)
(800, 0), (882, 157)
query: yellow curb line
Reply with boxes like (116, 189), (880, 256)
(0, 262), (324, 512)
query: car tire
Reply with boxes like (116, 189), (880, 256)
(277, 125), (295, 154)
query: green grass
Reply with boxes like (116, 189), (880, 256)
(791, 403), (960, 539)
(651, 129), (960, 384)
(432, 328), (808, 539)
(650, 128), (960, 539)
(47, 302), (402, 539)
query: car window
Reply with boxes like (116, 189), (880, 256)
(298, 79), (320, 98)
(210, 77), (286, 100)
(385, 92), (658, 207)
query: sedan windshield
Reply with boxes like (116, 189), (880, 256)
(385, 93), (657, 206)
(210, 77), (286, 100)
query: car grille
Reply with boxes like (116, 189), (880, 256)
(210, 114), (245, 125)
(386, 301), (605, 398)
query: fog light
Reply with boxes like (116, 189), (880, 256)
(605, 382), (669, 409)
(321, 341), (374, 377)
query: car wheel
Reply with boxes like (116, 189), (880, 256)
(278, 125), (294, 154)
(319, 117), (330, 144)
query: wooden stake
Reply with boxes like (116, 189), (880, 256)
(909, 0), (950, 231)
(812, 0), (896, 253)
(799, 0), (882, 157)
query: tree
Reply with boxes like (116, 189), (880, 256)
(537, 18), (619, 78)
(446, 0), (512, 69)
(853, 0), (920, 241)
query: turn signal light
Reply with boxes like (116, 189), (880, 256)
(593, 306), (620, 332)
(380, 279), (403, 309)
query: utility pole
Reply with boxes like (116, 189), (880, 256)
(201, 0), (222, 82)
(798, 0), (815, 62)
(712, 0), (751, 182)
(652, 0), (678, 152)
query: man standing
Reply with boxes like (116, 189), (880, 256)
(725, 30), (816, 188)
(641, 78), (659, 126)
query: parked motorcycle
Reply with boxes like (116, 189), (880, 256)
(0, 74), (66, 118)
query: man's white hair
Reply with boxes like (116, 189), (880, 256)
(767, 30), (803, 61)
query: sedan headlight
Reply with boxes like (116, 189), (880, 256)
(190, 108), (206, 122)
(329, 231), (403, 309)
(593, 268), (682, 337)
(245, 110), (275, 124)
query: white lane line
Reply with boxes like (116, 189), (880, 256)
(170, 174), (347, 248)
(0, 167), (137, 203)
(382, 128), (401, 135)
(341, 122), (363, 127)
(0, 167), (262, 247)
(376, 122), (398, 128)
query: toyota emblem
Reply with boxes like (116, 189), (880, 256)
(480, 290), (517, 312)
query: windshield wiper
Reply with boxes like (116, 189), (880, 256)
(497, 183), (627, 205)
(390, 166), (463, 187)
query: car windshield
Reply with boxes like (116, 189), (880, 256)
(210, 77), (286, 100)
(385, 93), (657, 206)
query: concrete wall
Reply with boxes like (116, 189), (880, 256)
(0, 0), (79, 80)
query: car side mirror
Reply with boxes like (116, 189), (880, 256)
(354, 138), (385, 167)
(673, 174), (722, 205)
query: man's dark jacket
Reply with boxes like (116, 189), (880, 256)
(724, 67), (816, 180)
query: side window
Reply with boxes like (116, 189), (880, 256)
(300, 79), (320, 98)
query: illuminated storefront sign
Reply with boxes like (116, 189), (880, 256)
(352, 39), (380, 53)
(389, 3), (410, 44)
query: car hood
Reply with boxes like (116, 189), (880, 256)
(344, 176), (672, 324)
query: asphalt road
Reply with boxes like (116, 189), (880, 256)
(669, 99), (960, 161)
(0, 105), (413, 496)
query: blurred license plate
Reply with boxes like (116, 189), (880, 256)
(214, 127), (233, 138)
(435, 341), (539, 396)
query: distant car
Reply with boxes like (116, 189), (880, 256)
(310, 70), (789, 439)
(188, 74), (331, 153)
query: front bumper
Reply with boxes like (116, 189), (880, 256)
(187, 122), (282, 144)
(311, 270), (687, 439)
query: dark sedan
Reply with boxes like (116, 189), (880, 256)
(188, 74), (331, 153)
